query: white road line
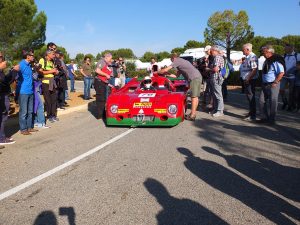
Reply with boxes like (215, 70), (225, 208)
(0, 128), (135, 201)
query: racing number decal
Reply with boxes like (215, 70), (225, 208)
(138, 93), (156, 98)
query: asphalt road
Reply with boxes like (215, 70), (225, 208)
(0, 91), (300, 225)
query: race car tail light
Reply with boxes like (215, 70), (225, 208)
(110, 105), (118, 114)
(168, 104), (177, 114)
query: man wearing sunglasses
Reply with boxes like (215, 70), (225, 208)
(18, 50), (38, 135)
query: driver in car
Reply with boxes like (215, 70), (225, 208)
(141, 76), (155, 91)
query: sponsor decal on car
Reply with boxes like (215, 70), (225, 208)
(154, 109), (167, 114)
(133, 102), (152, 108)
(117, 109), (129, 113)
(138, 93), (156, 98)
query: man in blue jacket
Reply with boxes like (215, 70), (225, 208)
(18, 49), (38, 135)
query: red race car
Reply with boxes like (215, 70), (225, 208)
(106, 76), (188, 127)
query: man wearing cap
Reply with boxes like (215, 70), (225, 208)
(55, 50), (69, 110)
(206, 46), (225, 117)
(199, 46), (213, 109)
(18, 50), (38, 135)
(159, 53), (202, 121)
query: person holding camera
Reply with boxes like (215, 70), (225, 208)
(55, 50), (69, 110)
(39, 49), (59, 123)
(118, 57), (126, 87)
(80, 56), (93, 100)
(67, 60), (77, 92)
(18, 49), (39, 135)
(0, 52), (17, 144)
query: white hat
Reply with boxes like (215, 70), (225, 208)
(204, 45), (211, 52)
(144, 76), (151, 81)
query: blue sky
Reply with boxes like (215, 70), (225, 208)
(35, 0), (300, 58)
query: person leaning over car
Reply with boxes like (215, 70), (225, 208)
(159, 53), (202, 121)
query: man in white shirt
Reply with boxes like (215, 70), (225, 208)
(147, 57), (160, 77)
(241, 43), (258, 121)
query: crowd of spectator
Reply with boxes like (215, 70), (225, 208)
(0, 41), (299, 148)
(0, 42), (132, 148)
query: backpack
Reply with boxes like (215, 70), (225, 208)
(220, 57), (230, 79)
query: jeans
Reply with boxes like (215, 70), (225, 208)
(245, 79), (257, 119)
(84, 76), (93, 99)
(222, 78), (228, 100)
(19, 94), (34, 131)
(65, 90), (69, 100)
(280, 77), (295, 108)
(259, 83), (280, 122)
(34, 91), (45, 126)
(70, 76), (75, 92)
(210, 76), (224, 113)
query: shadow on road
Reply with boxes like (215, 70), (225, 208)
(144, 178), (228, 225)
(178, 147), (300, 225)
(202, 146), (300, 203)
(87, 101), (106, 126)
(33, 207), (76, 225)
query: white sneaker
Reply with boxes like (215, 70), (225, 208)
(40, 125), (50, 129)
(212, 111), (224, 117)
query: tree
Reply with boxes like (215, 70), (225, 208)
(115, 48), (135, 59)
(250, 36), (283, 56)
(156, 51), (170, 61)
(34, 44), (70, 62)
(75, 53), (85, 64)
(84, 53), (95, 61)
(171, 47), (185, 55)
(0, 0), (47, 60)
(184, 40), (205, 49)
(140, 51), (156, 62)
(281, 35), (300, 52)
(204, 10), (254, 60)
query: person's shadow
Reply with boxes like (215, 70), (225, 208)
(202, 146), (300, 203)
(33, 207), (76, 225)
(33, 211), (57, 225)
(177, 147), (300, 225)
(144, 178), (229, 225)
